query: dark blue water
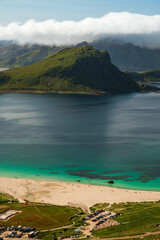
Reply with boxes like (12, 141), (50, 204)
(0, 92), (160, 190)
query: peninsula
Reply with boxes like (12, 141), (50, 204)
(0, 46), (140, 94)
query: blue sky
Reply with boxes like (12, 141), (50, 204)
(1, 0), (160, 25)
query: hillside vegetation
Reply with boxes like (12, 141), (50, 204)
(93, 201), (160, 239)
(142, 70), (160, 82)
(0, 45), (63, 68)
(126, 70), (160, 83)
(1, 40), (160, 72)
(92, 40), (160, 71)
(0, 46), (139, 94)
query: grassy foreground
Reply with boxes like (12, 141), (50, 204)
(93, 201), (160, 238)
(1, 203), (80, 230)
(0, 193), (160, 239)
(0, 194), (83, 231)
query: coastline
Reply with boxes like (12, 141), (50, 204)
(0, 88), (158, 97)
(0, 90), (107, 96)
(0, 176), (160, 212)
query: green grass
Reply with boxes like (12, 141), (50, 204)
(137, 235), (160, 240)
(0, 202), (80, 230)
(0, 195), (160, 239)
(0, 193), (18, 204)
(116, 236), (160, 240)
(0, 45), (63, 68)
(93, 201), (160, 238)
(0, 193), (86, 233)
(37, 227), (83, 240)
(0, 193), (18, 214)
(90, 203), (110, 213)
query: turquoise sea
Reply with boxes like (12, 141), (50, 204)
(1, 91), (160, 191)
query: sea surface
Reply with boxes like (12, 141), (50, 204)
(1, 90), (160, 191)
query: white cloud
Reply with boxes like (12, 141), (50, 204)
(1, 12), (160, 48)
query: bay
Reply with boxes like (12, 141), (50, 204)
(0, 92), (160, 190)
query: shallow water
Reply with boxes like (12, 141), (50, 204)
(0, 92), (160, 190)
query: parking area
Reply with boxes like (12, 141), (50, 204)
(0, 226), (37, 239)
(80, 209), (120, 237)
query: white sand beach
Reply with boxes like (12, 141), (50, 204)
(0, 177), (160, 211)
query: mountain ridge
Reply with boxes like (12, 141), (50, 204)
(91, 39), (160, 72)
(0, 46), (139, 94)
(1, 39), (160, 72)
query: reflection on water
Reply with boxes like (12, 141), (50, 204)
(0, 92), (160, 190)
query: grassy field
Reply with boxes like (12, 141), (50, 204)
(90, 202), (110, 213)
(93, 201), (160, 238)
(0, 193), (83, 231)
(37, 227), (83, 240)
(0, 193), (160, 239)
(110, 236), (160, 240)
(137, 235), (160, 240)
(0, 193), (18, 204)
(0, 203), (82, 230)
(37, 201), (160, 239)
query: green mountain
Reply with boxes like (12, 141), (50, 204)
(126, 70), (160, 83)
(0, 45), (64, 68)
(125, 71), (145, 82)
(0, 44), (39, 62)
(0, 46), (139, 94)
(91, 40), (160, 72)
(1, 40), (160, 72)
(141, 70), (160, 82)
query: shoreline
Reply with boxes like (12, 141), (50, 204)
(0, 90), (107, 96)
(0, 176), (160, 212)
(0, 89), (157, 96)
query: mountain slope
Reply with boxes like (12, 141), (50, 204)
(0, 46), (138, 94)
(1, 40), (160, 72)
(0, 44), (39, 62)
(141, 70), (160, 82)
(126, 70), (160, 83)
(0, 45), (64, 68)
(92, 39), (160, 72)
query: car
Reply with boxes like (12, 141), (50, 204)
(30, 227), (36, 231)
(92, 218), (97, 222)
(28, 231), (35, 238)
(99, 221), (103, 224)
(17, 233), (22, 238)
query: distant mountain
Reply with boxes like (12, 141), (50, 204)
(125, 71), (145, 82)
(0, 44), (38, 62)
(1, 39), (160, 72)
(0, 46), (139, 94)
(142, 70), (160, 82)
(0, 40), (15, 47)
(91, 39), (160, 72)
(126, 70), (160, 84)
(0, 45), (64, 68)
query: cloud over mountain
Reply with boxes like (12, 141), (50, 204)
(1, 12), (160, 48)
